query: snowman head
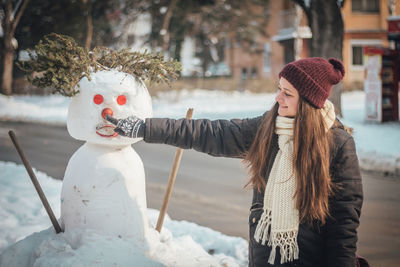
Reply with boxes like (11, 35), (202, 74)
(67, 70), (152, 146)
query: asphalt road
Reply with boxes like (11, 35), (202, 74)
(0, 121), (399, 267)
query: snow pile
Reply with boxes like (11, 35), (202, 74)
(0, 161), (248, 266)
(0, 161), (61, 252)
(0, 227), (163, 267)
(0, 94), (68, 125)
(0, 227), (236, 267)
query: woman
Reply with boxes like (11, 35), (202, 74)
(106, 57), (363, 267)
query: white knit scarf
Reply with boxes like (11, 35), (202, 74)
(254, 100), (336, 264)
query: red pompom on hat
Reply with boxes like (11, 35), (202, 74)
(278, 57), (345, 108)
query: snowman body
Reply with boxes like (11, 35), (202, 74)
(61, 143), (147, 240)
(61, 70), (152, 244)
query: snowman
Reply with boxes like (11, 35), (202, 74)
(61, 69), (152, 244)
(19, 33), (181, 245)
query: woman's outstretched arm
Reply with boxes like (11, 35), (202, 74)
(143, 116), (263, 158)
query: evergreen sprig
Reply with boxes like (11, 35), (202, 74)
(19, 33), (182, 97)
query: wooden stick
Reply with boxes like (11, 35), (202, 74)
(8, 130), (63, 234)
(156, 108), (194, 232)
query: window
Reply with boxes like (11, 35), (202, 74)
(251, 67), (258, 78)
(350, 39), (383, 69)
(283, 39), (294, 64)
(352, 0), (380, 13)
(352, 46), (363, 66)
(241, 68), (248, 80)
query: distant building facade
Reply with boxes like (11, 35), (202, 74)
(224, 0), (304, 81)
(225, 0), (400, 87)
(342, 0), (394, 84)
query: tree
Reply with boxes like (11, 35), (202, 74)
(9, 0), (130, 91)
(160, 0), (179, 54)
(82, 0), (93, 51)
(16, 0), (123, 50)
(195, 0), (270, 76)
(291, 0), (345, 116)
(147, 0), (270, 76)
(1, 0), (30, 95)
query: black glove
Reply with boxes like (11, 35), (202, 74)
(106, 115), (145, 138)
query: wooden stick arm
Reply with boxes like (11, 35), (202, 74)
(8, 130), (63, 234)
(156, 108), (193, 232)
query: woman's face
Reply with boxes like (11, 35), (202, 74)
(275, 77), (300, 118)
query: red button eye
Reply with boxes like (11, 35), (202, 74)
(117, 95), (127, 105)
(93, 94), (103, 105)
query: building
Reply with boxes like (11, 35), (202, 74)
(225, 0), (303, 80)
(342, 0), (393, 85)
(226, 0), (400, 88)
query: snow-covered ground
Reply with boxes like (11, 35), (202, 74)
(1, 89), (399, 175)
(0, 161), (247, 266)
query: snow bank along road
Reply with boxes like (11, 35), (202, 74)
(0, 121), (399, 267)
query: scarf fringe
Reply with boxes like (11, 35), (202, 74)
(267, 230), (299, 264)
(253, 208), (272, 245)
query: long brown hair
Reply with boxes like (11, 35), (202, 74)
(244, 99), (333, 225)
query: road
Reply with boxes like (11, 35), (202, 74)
(0, 121), (399, 267)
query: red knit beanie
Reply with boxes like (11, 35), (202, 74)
(278, 57), (345, 108)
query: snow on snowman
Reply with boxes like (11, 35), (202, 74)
(0, 33), (239, 267)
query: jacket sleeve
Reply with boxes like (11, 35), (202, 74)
(325, 135), (363, 267)
(143, 116), (263, 158)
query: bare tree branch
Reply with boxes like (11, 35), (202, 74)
(11, 0), (29, 35)
(161, 0), (179, 53)
(82, 0), (93, 50)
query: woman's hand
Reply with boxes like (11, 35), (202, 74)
(105, 115), (145, 138)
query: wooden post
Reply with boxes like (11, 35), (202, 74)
(8, 130), (63, 234)
(156, 108), (194, 232)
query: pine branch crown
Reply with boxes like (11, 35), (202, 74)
(19, 33), (182, 97)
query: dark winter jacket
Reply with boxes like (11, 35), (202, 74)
(143, 114), (363, 267)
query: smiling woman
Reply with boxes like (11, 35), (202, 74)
(106, 57), (364, 267)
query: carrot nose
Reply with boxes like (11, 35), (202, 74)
(101, 108), (113, 119)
